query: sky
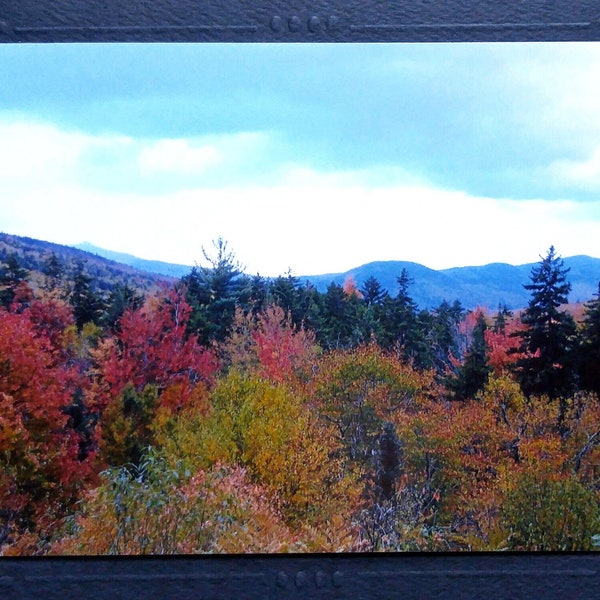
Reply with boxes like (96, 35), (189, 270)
(1, 42), (599, 276)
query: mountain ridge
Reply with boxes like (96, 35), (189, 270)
(303, 257), (599, 309)
(75, 242), (192, 279)
(0, 232), (173, 295)
(75, 241), (600, 311)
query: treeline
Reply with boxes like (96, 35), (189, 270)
(0, 233), (165, 297)
(179, 241), (600, 401)
(180, 240), (467, 374)
(1, 242), (600, 554)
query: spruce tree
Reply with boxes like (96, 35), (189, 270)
(427, 299), (465, 376)
(103, 283), (144, 332)
(70, 260), (105, 330)
(449, 311), (490, 400)
(0, 252), (30, 309)
(180, 238), (246, 345)
(269, 270), (303, 324)
(360, 276), (387, 308)
(297, 282), (324, 337)
(245, 274), (269, 315)
(359, 276), (388, 344)
(380, 269), (422, 360)
(42, 252), (66, 294)
(513, 246), (578, 402)
(579, 282), (600, 398)
(320, 282), (363, 349)
(493, 303), (513, 334)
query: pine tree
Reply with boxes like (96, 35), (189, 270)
(0, 252), (30, 309)
(380, 269), (422, 360)
(579, 282), (600, 398)
(103, 283), (144, 332)
(360, 276), (387, 307)
(512, 246), (578, 403)
(427, 299), (465, 376)
(269, 270), (303, 325)
(69, 260), (105, 330)
(449, 311), (491, 400)
(181, 238), (246, 345)
(493, 303), (513, 334)
(357, 276), (387, 344)
(296, 281), (324, 337)
(42, 252), (66, 295)
(245, 274), (269, 315)
(319, 282), (364, 349)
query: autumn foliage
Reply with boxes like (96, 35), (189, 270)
(0, 301), (94, 549)
(2, 246), (600, 555)
(94, 288), (218, 412)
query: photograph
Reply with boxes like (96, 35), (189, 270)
(1, 40), (600, 556)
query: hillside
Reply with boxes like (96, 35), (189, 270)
(75, 242), (192, 279)
(0, 232), (173, 295)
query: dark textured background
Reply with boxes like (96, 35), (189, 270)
(1, 1), (600, 42)
(1, 1), (600, 597)
(2, 553), (600, 599)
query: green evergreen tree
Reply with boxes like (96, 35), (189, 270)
(0, 252), (29, 309)
(70, 260), (105, 330)
(449, 311), (491, 400)
(296, 281), (324, 337)
(62, 388), (98, 461)
(359, 276), (388, 344)
(427, 299), (465, 376)
(493, 303), (513, 334)
(181, 238), (246, 345)
(512, 246), (578, 404)
(319, 282), (364, 349)
(412, 309), (437, 370)
(361, 275), (387, 307)
(245, 274), (269, 315)
(380, 269), (422, 361)
(579, 282), (600, 398)
(103, 283), (144, 332)
(269, 270), (304, 325)
(42, 252), (66, 295)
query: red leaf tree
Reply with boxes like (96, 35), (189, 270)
(0, 304), (90, 547)
(95, 287), (219, 413)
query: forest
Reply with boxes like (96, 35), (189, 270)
(1, 239), (600, 554)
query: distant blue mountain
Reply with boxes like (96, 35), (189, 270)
(301, 256), (600, 310)
(75, 243), (193, 279)
(74, 243), (600, 311)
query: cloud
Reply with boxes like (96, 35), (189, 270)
(0, 120), (87, 179)
(4, 178), (598, 277)
(138, 139), (221, 174)
(137, 133), (270, 176)
(1, 118), (598, 277)
(0, 118), (135, 189)
(58, 174), (596, 276)
(0, 118), (277, 199)
(548, 146), (600, 191)
(4, 43), (600, 203)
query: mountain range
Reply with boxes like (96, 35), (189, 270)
(75, 241), (600, 311)
(301, 257), (600, 310)
(0, 233), (171, 295)
(75, 242), (192, 279)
